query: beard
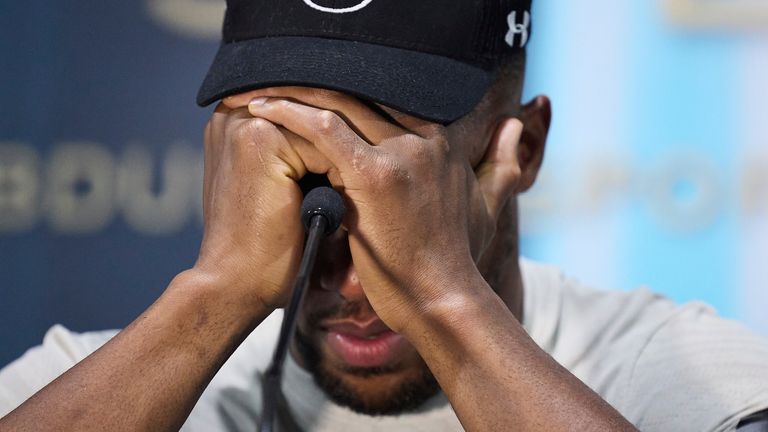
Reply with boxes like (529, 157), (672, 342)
(293, 302), (440, 416)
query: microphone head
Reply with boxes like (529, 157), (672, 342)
(301, 187), (346, 235)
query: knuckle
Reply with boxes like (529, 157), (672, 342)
(424, 123), (447, 139)
(428, 130), (451, 153)
(244, 117), (274, 137)
(404, 133), (448, 166)
(365, 156), (408, 191)
(409, 141), (432, 164)
(435, 138), (451, 156)
(315, 110), (342, 135)
(275, 98), (293, 110)
(231, 118), (275, 148)
(249, 117), (274, 131)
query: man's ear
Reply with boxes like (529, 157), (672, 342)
(515, 95), (551, 193)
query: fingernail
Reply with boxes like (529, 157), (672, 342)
(249, 97), (268, 107)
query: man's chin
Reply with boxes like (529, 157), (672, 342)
(294, 329), (440, 415)
(313, 361), (441, 416)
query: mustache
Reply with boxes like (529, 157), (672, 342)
(303, 298), (369, 329)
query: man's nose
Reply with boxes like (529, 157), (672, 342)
(315, 230), (367, 302)
(319, 261), (366, 302)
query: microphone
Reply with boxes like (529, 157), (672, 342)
(259, 184), (345, 432)
(301, 186), (345, 235)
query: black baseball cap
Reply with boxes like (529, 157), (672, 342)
(197, 0), (533, 124)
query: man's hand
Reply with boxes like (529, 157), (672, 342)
(0, 100), (354, 432)
(195, 103), (335, 310)
(226, 88), (523, 335)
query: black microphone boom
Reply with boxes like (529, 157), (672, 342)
(259, 186), (345, 432)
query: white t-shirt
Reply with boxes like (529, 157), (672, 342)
(1, 259), (768, 431)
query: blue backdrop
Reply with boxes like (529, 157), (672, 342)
(0, 0), (218, 367)
(1, 0), (767, 368)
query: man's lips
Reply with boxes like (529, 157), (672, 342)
(321, 319), (410, 368)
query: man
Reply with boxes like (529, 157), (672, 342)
(1, 0), (768, 430)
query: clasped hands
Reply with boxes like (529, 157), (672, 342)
(194, 87), (523, 337)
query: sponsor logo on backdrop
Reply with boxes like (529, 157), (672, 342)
(2, 142), (767, 236)
(145, 0), (225, 39)
(665, 0), (768, 27)
(0, 142), (203, 235)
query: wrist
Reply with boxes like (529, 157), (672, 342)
(165, 268), (273, 327)
(398, 268), (507, 345)
(85, 269), (275, 403)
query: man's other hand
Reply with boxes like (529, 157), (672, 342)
(194, 103), (334, 312)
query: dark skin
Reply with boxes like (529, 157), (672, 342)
(0, 75), (638, 430)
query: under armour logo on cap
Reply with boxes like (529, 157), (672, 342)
(301, 0), (374, 14)
(505, 11), (531, 48)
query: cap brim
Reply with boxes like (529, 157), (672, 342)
(197, 36), (495, 124)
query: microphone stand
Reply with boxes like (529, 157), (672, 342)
(259, 186), (344, 432)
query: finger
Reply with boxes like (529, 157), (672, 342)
(375, 104), (444, 139)
(475, 118), (524, 221)
(276, 126), (335, 178)
(253, 124), (344, 192)
(247, 97), (382, 182)
(224, 87), (405, 144)
(211, 104), (335, 185)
